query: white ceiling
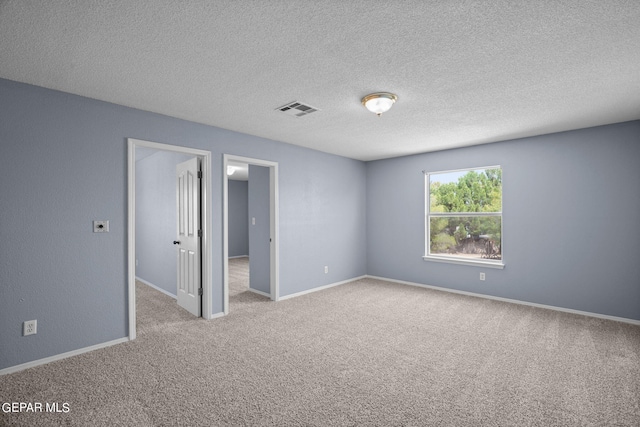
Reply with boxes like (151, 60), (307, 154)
(1, 1), (639, 161)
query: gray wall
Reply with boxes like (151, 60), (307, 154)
(228, 180), (249, 257)
(135, 150), (193, 296)
(248, 165), (271, 294)
(0, 79), (367, 370)
(2, 76), (636, 372)
(366, 121), (640, 321)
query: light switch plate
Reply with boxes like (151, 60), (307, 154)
(93, 220), (109, 233)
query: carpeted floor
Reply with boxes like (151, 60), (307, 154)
(228, 257), (251, 297)
(1, 261), (639, 426)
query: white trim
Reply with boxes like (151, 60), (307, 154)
(135, 276), (177, 299)
(223, 154), (280, 315)
(423, 165), (502, 177)
(366, 275), (640, 326)
(128, 141), (136, 340)
(127, 138), (213, 341)
(229, 255), (249, 259)
(209, 311), (226, 320)
(270, 163), (280, 302)
(422, 256), (505, 269)
(248, 288), (271, 298)
(278, 275), (367, 301)
(429, 212), (502, 218)
(0, 337), (129, 376)
(424, 165), (504, 268)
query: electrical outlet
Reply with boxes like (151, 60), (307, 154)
(479, 272), (486, 281)
(93, 220), (109, 233)
(324, 266), (329, 274)
(23, 319), (37, 336)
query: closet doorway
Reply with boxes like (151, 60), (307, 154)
(222, 154), (279, 315)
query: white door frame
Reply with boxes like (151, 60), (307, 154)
(127, 138), (213, 340)
(223, 154), (279, 314)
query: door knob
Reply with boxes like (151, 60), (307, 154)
(173, 241), (181, 245)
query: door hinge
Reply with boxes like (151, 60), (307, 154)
(198, 229), (202, 237)
(197, 171), (202, 179)
(198, 288), (203, 296)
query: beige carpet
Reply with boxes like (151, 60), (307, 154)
(228, 257), (251, 297)
(1, 262), (639, 426)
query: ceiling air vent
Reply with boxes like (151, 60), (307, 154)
(276, 101), (319, 118)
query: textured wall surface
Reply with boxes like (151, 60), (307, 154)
(2, 75), (635, 373)
(366, 121), (640, 321)
(0, 79), (367, 370)
(228, 180), (249, 258)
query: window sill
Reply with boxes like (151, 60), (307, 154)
(422, 255), (505, 269)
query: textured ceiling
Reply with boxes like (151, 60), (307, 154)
(1, 1), (639, 161)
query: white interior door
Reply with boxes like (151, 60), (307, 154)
(175, 157), (201, 316)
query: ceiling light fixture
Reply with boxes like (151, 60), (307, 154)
(361, 92), (398, 116)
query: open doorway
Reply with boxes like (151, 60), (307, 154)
(127, 138), (213, 341)
(223, 154), (279, 315)
(226, 161), (250, 299)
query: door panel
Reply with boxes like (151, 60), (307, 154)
(176, 157), (201, 316)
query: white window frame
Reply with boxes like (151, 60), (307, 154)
(424, 166), (504, 269)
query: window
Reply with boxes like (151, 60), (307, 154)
(424, 166), (503, 268)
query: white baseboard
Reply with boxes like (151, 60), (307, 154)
(135, 276), (177, 299)
(0, 337), (129, 376)
(229, 255), (248, 259)
(248, 287), (271, 298)
(366, 275), (640, 326)
(279, 275), (367, 301)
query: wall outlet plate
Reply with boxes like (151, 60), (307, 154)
(23, 319), (37, 336)
(93, 220), (109, 233)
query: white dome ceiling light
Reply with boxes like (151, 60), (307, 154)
(361, 92), (398, 117)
